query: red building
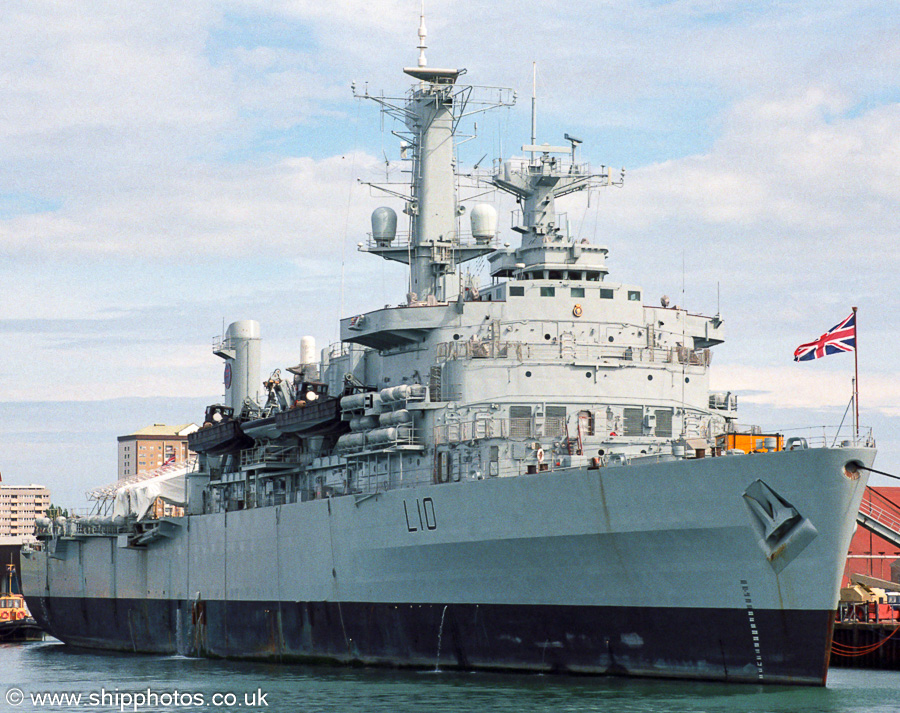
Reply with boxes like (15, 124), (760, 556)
(844, 486), (900, 586)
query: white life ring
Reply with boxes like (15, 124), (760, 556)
(536, 448), (544, 463)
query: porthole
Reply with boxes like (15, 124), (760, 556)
(585, 371), (592, 378)
(598, 449), (605, 456)
(544, 333), (551, 340)
(647, 375), (653, 381)
(453, 334), (460, 340)
(608, 336), (614, 343)
(685, 377), (690, 383)
(525, 371), (532, 377)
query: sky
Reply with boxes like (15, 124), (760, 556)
(1, 0), (899, 508)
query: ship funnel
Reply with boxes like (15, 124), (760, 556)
(371, 206), (398, 246)
(470, 203), (498, 244)
(214, 320), (261, 414)
(300, 336), (316, 366)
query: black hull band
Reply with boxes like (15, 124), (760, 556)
(29, 596), (833, 685)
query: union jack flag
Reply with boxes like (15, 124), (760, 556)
(793, 312), (856, 361)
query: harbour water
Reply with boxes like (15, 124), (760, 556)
(3, 640), (899, 713)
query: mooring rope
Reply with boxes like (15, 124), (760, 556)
(831, 623), (900, 657)
(858, 465), (900, 482)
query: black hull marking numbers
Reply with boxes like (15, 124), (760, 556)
(403, 497), (437, 532)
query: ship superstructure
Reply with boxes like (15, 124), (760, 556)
(195, 51), (730, 506)
(23, 23), (876, 685)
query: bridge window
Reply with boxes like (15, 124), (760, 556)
(540, 287), (555, 297)
(570, 287), (585, 298)
(509, 286), (524, 296)
(600, 288), (614, 299)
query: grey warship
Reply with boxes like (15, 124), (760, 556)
(23, 19), (876, 685)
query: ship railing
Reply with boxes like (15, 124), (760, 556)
(86, 456), (198, 503)
(435, 418), (506, 444)
(859, 499), (900, 534)
(72, 519), (128, 536)
(434, 340), (710, 366)
(510, 208), (572, 236)
(250, 490), (295, 509)
(328, 342), (352, 359)
(434, 417), (568, 445)
(674, 346), (712, 366)
(776, 426), (875, 449)
(239, 444), (302, 468)
(365, 231), (501, 251)
(435, 340), (525, 361)
(338, 426), (422, 455)
(497, 156), (592, 178)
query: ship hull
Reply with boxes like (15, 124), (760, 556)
(22, 446), (872, 685)
(32, 595), (834, 683)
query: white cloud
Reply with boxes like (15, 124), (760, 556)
(0, 152), (383, 258)
(1, 3), (226, 139)
(230, 0), (414, 33)
(712, 364), (900, 418)
(599, 87), (900, 236)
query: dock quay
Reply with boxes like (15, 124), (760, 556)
(833, 571), (900, 669)
(832, 621), (900, 669)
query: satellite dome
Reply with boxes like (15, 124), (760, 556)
(470, 203), (498, 243)
(371, 207), (398, 246)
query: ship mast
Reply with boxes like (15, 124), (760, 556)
(401, 68), (462, 301)
(354, 8), (513, 303)
(485, 146), (621, 283)
(404, 0), (457, 301)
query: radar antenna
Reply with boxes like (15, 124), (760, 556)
(417, 1), (427, 68)
(530, 62), (537, 159)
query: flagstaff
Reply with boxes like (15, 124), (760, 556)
(853, 306), (859, 438)
(793, 307), (860, 440)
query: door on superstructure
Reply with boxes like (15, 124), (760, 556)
(578, 410), (594, 436)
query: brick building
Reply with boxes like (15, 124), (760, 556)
(117, 424), (198, 479)
(844, 486), (900, 585)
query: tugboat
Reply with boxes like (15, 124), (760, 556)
(0, 563), (43, 642)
